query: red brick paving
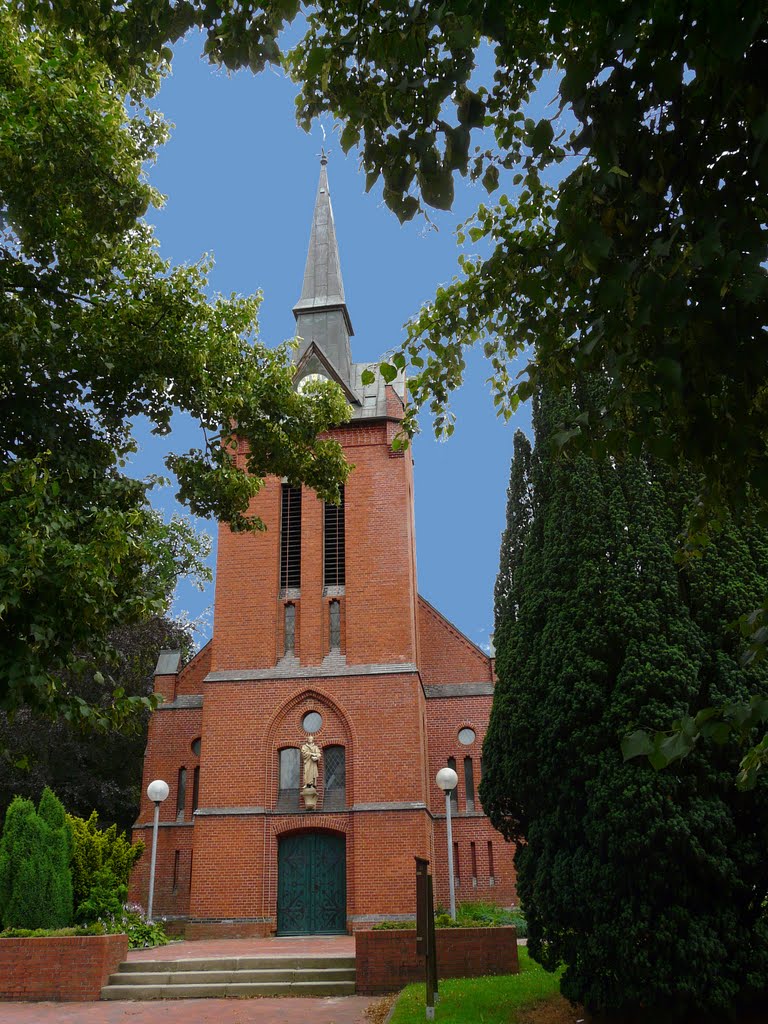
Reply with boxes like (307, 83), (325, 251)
(0, 996), (374, 1023)
(126, 936), (355, 962)
(0, 938), (372, 1022)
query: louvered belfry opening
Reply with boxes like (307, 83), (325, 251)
(323, 487), (345, 588)
(280, 485), (302, 591)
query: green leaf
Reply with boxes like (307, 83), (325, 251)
(621, 730), (654, 760)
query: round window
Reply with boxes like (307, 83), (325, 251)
(191, 738), (201, 756)
(458, 728), (476, 746)
(302, 711), (323, 733)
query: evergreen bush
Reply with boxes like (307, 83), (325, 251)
(37, 787), (73, 928)
(482, 386), (768, 1022)
(74, 866), (127, 924)
(68, 810), (143, 914)
(0, 792), (74, 930)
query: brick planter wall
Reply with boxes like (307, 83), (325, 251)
(0, 934), (128, 1001)
(355, 925), (518, 995)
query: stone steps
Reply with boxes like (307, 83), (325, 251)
(101, 956), (356, 1000)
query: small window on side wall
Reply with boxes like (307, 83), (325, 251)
(176, 767), (187, 821)
(447, 757), (458, 813)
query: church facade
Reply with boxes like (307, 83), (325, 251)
(131, 158), (516, 936)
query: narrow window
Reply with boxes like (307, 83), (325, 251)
(329, 599), (341, 650)
(464, 757), (475, 812)
(277, 747), (300, 810)
(284, 603), (296, 655)
(280, 484), (302, 590)
(192, 766), (200, 813)
(470, 842), (478, 888)
(324, 488), (346, 587)
(453, 842), (461, 888)
(324, 745), (346, 810)
(488, 841), (495, 887)
(172, 850), (180, 894)
(176, 767), (186, 820)
(447, 757), (458, 813)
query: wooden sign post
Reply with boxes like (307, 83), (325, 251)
(415, 857), (438, 1019)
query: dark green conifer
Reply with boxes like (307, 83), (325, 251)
(482, 385), (768, 1022)
(37, 787), (74, 928)
(0, 797), (49, 929)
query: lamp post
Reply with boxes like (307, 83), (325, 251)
(146, 779), (169, 923)
(435, 767), (458, 921)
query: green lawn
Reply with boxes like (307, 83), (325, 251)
(388, 948), (563, 1024)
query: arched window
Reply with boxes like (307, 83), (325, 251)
(323, 745), (346, 810)
(284, 603), (296, 656)
(192, 765), (200, 813)
(464, 757), (475, 812)
(447, 757), (458, 813)
(329, 600), (341, 650)
(277, 747), (300, 810)
(176, 767), (187, 821)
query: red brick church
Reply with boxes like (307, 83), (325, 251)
(132, 157), (516, 936)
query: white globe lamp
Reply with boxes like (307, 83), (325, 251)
(435, 767), (459, 921)
(146, 779), (169, 922)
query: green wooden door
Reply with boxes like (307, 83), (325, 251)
(277, 831), (346, 935)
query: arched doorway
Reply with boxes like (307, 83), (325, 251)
(277, 831), (346, 935)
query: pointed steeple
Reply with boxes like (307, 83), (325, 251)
(293, 153), (354, 387)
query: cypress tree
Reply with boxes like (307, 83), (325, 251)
(481, 385), (768, 1022)
(37, 787), (73, 928)
(493, 429), (533, 636)
(0, 797), (50, 929)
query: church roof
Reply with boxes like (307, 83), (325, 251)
(292, 154), (405, 419)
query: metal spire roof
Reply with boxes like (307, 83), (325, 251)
(293, 153), (354, 385)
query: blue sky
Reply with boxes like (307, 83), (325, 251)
(132, 33), (558, 652)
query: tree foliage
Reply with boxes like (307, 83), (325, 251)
(31, 0), (768, 515)
(0, 614), (194, 832)
(482, 385), (768, 1019)
(0, 5), (350, 722)
(0, 789), (74, 929)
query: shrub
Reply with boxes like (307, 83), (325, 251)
(121, 912), (169, 950)
(0, 924), (105, 938)
(68, 811), (143, 909)
(0, 791), (74, 930)
(74, 867), (127, 924)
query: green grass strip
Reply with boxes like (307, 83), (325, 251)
(389, 948), (563, 1024)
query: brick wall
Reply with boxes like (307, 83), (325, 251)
(418, 597), (493, 685)
(426, 694), (517, 908)
(0, 935), (128, 1001)
(132, 405), (517, 930)
(355, 926), (519, 994)
(210, 417), (420, 673)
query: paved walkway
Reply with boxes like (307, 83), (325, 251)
(126, 935), (356, 961)
(0, 996), (374, 1023)
(3, 937), (372, 1022)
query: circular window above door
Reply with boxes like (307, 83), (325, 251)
(302, 711), (323, 733)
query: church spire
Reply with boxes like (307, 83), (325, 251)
(293, 153), (354, 386)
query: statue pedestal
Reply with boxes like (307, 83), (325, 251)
(301, 785), (318, 810)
